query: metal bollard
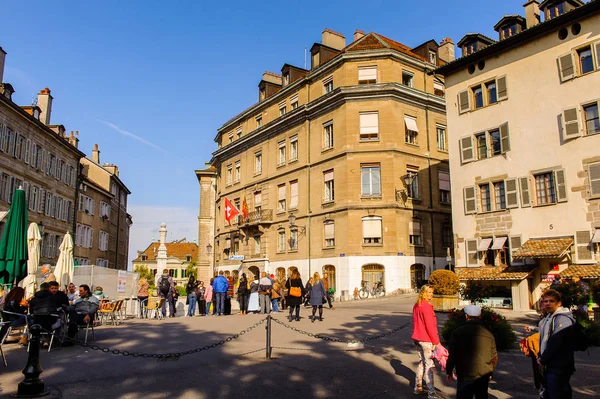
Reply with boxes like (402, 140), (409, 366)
(15, 324), (49, 397)
(265, 314), (272, 359)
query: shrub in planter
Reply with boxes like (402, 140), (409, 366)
(592, 280), (600, 308)
(441, 307), (517, 350)
(429, 270), (460, 296)
(551, 280), (589, 308)
(459, 281), (493, 305)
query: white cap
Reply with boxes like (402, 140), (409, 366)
(464, 305), (482, 317)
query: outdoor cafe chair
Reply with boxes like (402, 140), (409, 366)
(0, 321), (9, 366)
(114, 299), (125, 324)
(76, 312), (95, 344)
(144, 297), (165, 320)
(30, 313), (62, 353)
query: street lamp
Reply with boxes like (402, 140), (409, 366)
(288, 213), (306, 234)
(395, 174), (416, 202)
(206, 243), (213, 255)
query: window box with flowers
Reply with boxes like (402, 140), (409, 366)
(101, 214), (109, 221)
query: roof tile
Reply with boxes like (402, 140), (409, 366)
(132, 242), (198, 262)
(513, 238), (573, 259)
(456, 265), (537, 281)
(559, 265), (600, 279)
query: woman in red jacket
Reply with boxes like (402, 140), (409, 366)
(412, 284), (440, 398)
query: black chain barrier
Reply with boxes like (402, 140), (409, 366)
(270, 317), (412, 344)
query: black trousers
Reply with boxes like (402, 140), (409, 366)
(238, 294), (249, 312)
(224, 297), (232, 315)
(457, 375), (489, 399)
(197, 299), (206, 315)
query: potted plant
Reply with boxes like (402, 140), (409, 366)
(429, 269), (460, 311)
(592, 280), (600, 325)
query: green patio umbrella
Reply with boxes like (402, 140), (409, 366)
(0, 188), (29, 287)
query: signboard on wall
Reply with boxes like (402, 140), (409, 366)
(540, 274), (556, 283)
(117, 270), (127, 293)
(229, 255), (245, 261)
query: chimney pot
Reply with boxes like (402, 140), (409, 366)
(322, 28), (346, 50)
(92, 144), (100, 164)
(438, 37), (455, 62)
(353, 29), (365, 41)
(524, 0), (541, 28)
(37, 87), (53, 125)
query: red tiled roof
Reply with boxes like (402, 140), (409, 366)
(344, 33), (428, 63)
(559, 265), (600, 279)
(513, 238), (573, 259)
(132, 242), (198, 262)
(456, 265), (537, 281)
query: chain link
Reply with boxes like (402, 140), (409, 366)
(270, 317), (412, 344)
(39, 317), (267, 361)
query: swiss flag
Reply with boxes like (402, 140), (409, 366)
(224, 197), (240, 226)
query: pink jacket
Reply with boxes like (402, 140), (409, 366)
(411, 301), (440, 345)
(204, 284), (213, 302)
(433, 345), (449, 371)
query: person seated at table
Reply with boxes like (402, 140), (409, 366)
(92, 286), (108, 300)
(29, 283), (63, 341)
(0, 287), (30, 345)
(49, 281), (70, 308)
(65, 284), (99, 341)
(67, 283), (80, 304)
(40, 264), (57, 283)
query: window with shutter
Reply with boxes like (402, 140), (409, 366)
(519, 177), (531, 207)
(324, 221), (335, 247)
(575, 230), (593, 263)
(499, 122), (510, 153)
(558, 53), (576, 82)
(290, 180), (298, 209)
(466, 239), (479, 267)
(460, 136), (474, 163)
(554, 169), (568, 202)
(359, 112), (379, 141)
(562, 107), (581, 140)
(358, 66), (377, 84)
(278, 184), (286, 212)
(509, 236), (523, 265)
(594, 41), (600, 70)
(504, 178), (519, 208)
(588, 162), (600, 198)
(496, 76), (508, 101)
(362, 216), (382, 244)
(458, 90), (470, 114)
(464, 186), (477, 214)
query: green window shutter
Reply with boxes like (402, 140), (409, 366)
(562, 107), (581, 140)
(575, 231), (593, 264)
(464, 186), (477, 215)
(460, 136), (474, 163)
(509, 236), (523, 265)
(500, 122), (510, 154)
(504, 178), (519, 208)
(557, 53), (576, 82)
(519, 177), (531, 207)
(496, 75), (508, 101)
(588, 162), (600, 198)
(554, 169), (568, 203)
(466, 239), (479, 267)
(458, 90), (470, 114)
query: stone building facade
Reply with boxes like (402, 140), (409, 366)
(200, 29), (454, 297)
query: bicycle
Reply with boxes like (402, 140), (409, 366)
(358, 280), (386, 299)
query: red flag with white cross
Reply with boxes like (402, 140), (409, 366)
(224, 197), (240, 226)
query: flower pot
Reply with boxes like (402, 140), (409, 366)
(431, 294), (459, 312)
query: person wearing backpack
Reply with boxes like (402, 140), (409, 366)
(157, 270), (175, 318)
(537, 289), (576, 399)
(212, 271), (229, 316)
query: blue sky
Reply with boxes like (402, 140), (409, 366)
(2, 0), (527, 265)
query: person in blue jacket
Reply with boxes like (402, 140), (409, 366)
(212, 271), (229, 316)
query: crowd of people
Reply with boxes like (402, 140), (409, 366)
(141, 269), (335, 321)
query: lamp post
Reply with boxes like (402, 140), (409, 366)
(206, 243), (213, 278)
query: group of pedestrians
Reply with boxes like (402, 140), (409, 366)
(411, 285), (577, 399)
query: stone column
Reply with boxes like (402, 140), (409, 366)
(156, 223), (168, 277)
(196, 167), (217, 283)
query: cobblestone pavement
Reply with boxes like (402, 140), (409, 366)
(0, 295), (597, 398)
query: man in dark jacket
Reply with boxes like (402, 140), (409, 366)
(446, 305), (498, 399)
(212, 271), (229, 316)
(49, 281), (70, 308)
(537, 289), (576, 399)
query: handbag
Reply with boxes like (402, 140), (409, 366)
(290, 286), (302, 297)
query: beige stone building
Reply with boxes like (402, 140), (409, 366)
(131, 238), (199, 286)
(436, 0), (600, 310)
(0, 47), (85, 266)
(75, 144), (132, 270)
(200, 29), (454, 297)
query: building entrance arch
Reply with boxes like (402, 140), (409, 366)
(410, 263), (425, 290)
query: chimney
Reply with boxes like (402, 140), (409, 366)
(524, 0), (541, 28)
(438, 38), (455, 62)
(322, 28), (346, 50)
(92, 143), (100, 163)
(69, 130), (79, 149)
(261, 72), (282, 85)
(37, 87), (53, 125)
(0, 46), (6, 83)
(354, 29), (365, 42)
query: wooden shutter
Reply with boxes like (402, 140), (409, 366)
(458, 90), (470, 114)
(562, 107), (581, 140)
(519, 177), (531, 207)
(557, 53), (576, 82)
(290, 181), (298, 209)
(496, 75), (508, 101)
(588, 163), (600, 197)
(466, 239), (479, 267)
(595, 41), (600, 69)
(554, 169), (568, 202)
(499, 122), (510, 154)
(324, 221), (335, 239)
(509, 236), (523, 265)
(504, 178), (519, 208)
(575, 230), (593, 264)
(460, 136), (474, 163)
(463, 186), (477, 215)
(362, 217), (382, 239)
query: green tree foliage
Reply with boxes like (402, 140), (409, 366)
(186, 260), (198, 280)
(442, 307), (517, 350)
(459, 281), (493, 304)
(551, 280), (589, 308)
(134, 265), (155, 287)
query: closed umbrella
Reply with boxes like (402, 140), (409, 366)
(0, 188), (29, 287)
(20, 222), (41, 297)
(54, 231), (74, 290)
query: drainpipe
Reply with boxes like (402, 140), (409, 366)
(424, 69), (436, 274)
(72, 160), (82, 247)
(307, 83), (312, 277)
(115, 184), (122, 269)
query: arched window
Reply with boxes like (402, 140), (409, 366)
(361, 264), (384, 288)
(323, 265), (336, 291)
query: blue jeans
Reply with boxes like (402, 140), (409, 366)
(215, 292), (226, 315)
(271, 298), (279, 312)
(543, 370), (572, 399)
(205, 302), (211, 315)
(187, 293), (197, 316)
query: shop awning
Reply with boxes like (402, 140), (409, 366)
(512, 237), (573, 259)
(456, 265), (537, 281)
(478, 238), (493, 251)
(404, 116), (419, 132)
(559, 265), (600, 279)
(491, 237), (508, 250)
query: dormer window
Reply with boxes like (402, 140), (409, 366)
(429, 51), (437, 64)
(186, 255), (192, 262)
(33, 108), (40, 120)
(259, 89), (266, 101)
(465, 42), (478, 56)
(256, 115), (262, 129)
(141, 254), (148, 261)
(546, 2), (564, 19)
(500, 25), (516, 40)
(283, 74), (290, 85)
